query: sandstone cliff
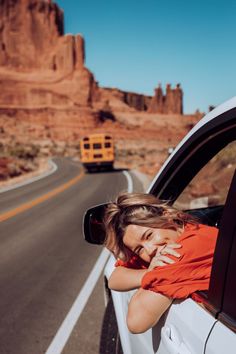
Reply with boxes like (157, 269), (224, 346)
(0, 0), (183, 115)
(0, 0), (64, 69)
(0, 0), (99, 113)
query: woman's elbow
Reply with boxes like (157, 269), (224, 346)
(108, 276), (116, 290)
(127, 289), (164, 333)
(127, 300), (155, 333)
(126, 316), (145, 334)
(108, 272), (122, 291)
(126, 312), (153, 334)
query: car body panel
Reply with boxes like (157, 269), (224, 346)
(205, 321), (236, 354)
(105, 266), (218, 354)
(156, 300), (217, 354)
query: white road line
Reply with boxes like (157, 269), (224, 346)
(45, 248), (110, 354)
(122, 170), (133, 192)
(0, 159), (57, 193)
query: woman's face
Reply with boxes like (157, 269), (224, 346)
(123, 224), (181, 263)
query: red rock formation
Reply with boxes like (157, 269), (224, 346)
(97, 84), (183, 114)
(0, 0), (63, 69)
(123, 91), (151, 111)
(0, 0), (186, 117)
(148, 84), (183, 114)
(94, 87), (152, 112)
(173, 84), (183, 114)
(0, 0), (98, 110)
(147, 84), (164, 113)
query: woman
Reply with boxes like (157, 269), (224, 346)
(103, 193), (218, 333)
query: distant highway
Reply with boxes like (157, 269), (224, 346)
(0, 157), (144, 354)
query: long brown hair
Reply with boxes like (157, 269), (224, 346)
(103, 192), (197, 261)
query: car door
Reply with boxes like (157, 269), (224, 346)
(146, 103), (236, 353)
(155, 170), (236, 354)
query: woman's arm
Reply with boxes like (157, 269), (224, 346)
(108, 267), (148, 291)
(109, 243), (181, 292)
(127, 288), (172, 333)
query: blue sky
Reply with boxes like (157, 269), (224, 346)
(56, 0), (235, 114)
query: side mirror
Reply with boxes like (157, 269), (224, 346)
(83, 203), (109, 244)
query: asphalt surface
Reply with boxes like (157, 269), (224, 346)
(0, 158), (144, 354)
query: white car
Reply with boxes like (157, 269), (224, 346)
(83, 97), (236, 354)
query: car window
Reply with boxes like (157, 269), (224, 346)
(173, 140), (236, 210)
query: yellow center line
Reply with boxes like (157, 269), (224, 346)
(0, 171), (85, 223)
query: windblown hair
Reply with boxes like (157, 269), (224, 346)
(103, 192), (198, 261)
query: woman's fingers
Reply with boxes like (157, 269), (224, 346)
(162, 248), (181, 257)
(157, 255), (175, 264)
(149, 260), (166, 268)
(161, 244), (181, 257)
(149, 254), (174, 269)
(168, 243), (182, 248)
(155, 261), (166, 267)
(148, 244), (182, 269)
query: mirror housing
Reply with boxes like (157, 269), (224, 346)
(83, 203), (109, 244)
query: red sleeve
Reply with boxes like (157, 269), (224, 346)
(141, 260), (212, 299)
(141, 225), (218, 299)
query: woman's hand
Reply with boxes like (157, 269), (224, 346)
(148, 243), (181, 270)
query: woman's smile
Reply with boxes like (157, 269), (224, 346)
(123, 224), (182, 262)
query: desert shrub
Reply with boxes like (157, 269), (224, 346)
(9, 144), (40, 160)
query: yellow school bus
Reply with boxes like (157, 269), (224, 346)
(80, 133), (115, 172)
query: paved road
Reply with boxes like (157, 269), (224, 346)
(0, 158), (144, 354)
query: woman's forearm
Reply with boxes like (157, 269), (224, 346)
(127, 288), (172, 333)
(108, 267), (148, 291)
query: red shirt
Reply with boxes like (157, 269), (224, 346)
(116, 223), (218, 299)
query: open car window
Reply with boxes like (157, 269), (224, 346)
(172, 140), (236, 312)
(173, 140), (236, 226)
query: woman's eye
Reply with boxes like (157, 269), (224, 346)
(146, 232), (152, 240)
(137, 247), (143, 255)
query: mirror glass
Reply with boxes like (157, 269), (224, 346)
(83, 203), (109, 244)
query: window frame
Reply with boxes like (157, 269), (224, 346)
(149, 108), (236, 202)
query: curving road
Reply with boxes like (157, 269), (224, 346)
(0, 158), (144, 354)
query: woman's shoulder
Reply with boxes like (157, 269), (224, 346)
(181, 222), (218, 239)
(177, 222), (218, 257)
